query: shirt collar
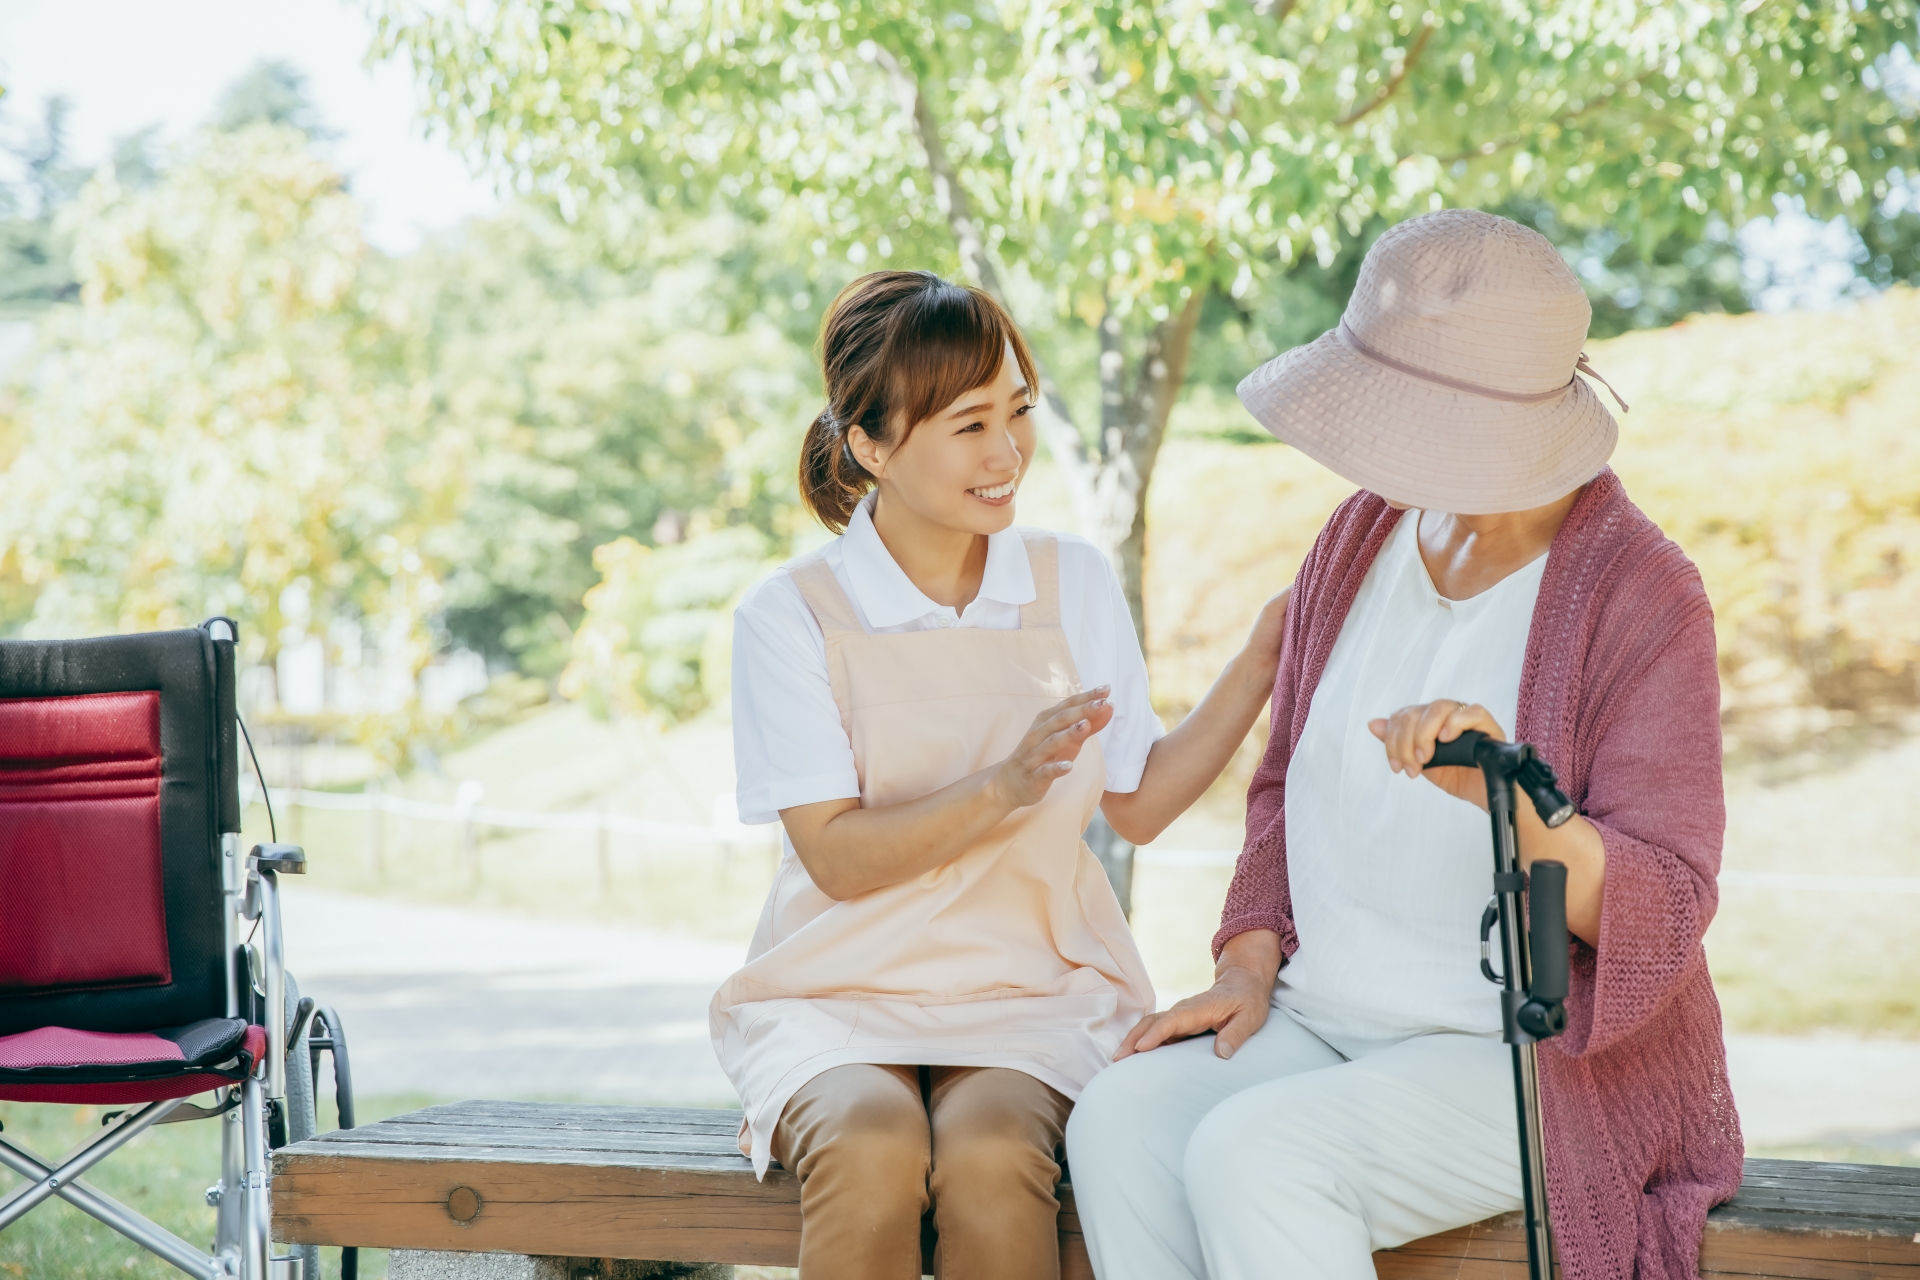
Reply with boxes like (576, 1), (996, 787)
(841, 493), (1037, 628)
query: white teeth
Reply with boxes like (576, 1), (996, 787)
(970, 482), (1016, 499)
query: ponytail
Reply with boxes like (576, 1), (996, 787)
(799, 407), (871, 535)
(797, 269), (1039, 534)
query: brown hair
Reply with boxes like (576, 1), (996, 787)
(800, 270), (1040, 533)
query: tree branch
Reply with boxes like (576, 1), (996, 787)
(1122, 291), (1206, 469)
(871, 43), (1095, 483)
(1102, 290), (1206, 638)
(1336, 21), (1435, 128)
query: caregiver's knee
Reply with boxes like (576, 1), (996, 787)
(782, 1084), (931, 1198)
(932, 1121), (1059, 1203)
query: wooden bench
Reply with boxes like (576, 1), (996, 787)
(273, 1100), (1920, 1278)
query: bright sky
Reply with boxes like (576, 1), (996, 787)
(0, 0), (500, 253)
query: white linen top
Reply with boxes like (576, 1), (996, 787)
(1276, 512), (1548, 1044)
(732, 494), (1163, 831)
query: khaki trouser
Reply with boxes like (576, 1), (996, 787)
(772, 1063), (1073, 1280)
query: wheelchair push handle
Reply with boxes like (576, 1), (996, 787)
(1425, 730), (1576, 828)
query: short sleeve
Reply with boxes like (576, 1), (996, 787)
(1053, 536), (1164, 793)
(730, 571), (863, 824)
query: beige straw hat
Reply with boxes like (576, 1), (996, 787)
(1237, 208), (1627, 514)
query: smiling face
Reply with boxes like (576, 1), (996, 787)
(848, 348), (1035, 537)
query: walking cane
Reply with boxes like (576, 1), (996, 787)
(1427, 729), (1575, 1280)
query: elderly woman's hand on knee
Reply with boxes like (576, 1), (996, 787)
(1115, 928), (1282, 1061)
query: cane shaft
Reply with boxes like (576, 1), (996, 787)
(1514, 1042), (1555, 1279)
(1492, 774), (1556, 1279)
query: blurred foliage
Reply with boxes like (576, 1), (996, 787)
(396, 206), (814, 677)
(0, 97), (88, 317)
(0, 122), (460, 768)
(379, 0), (1919, 424)
(211, 60), (339, 140)
(0, 123), (430, 640)
(561, 526), (777, 723)
(0, 67), (817, 750)
(1597, 288), (1920, 755)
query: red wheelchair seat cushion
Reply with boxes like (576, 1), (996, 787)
(0, 690), (170, 995)
(0, 1018), (264, 1103)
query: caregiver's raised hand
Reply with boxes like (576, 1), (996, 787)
(993, 688), (1114, 809)
(1115, 928), (1281, 1061)
(781, 686), (1113, 900)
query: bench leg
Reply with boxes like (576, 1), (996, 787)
(388, 1251), (733, 1280)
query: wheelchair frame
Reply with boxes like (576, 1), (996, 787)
(0, 618), (354, 1280)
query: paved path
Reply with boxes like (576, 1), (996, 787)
(282, 889), (1920, 1155)
(283, 889), (739, 1107)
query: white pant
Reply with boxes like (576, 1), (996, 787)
(1064, 1010), (1523, 1280)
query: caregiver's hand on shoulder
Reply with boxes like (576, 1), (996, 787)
(1368, 699), (1504, 811)
(1243, 585), (1292, 670)
(991, 688), (1113, 809)
(1115, 929), (1281, 1061)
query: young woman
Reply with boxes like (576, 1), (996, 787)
(710, 270), (1287, 1280)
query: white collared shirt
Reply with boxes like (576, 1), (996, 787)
(1276, 511), (1549, 1044)
(731, 495), (1163, 826)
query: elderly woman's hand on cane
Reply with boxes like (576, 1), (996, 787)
(1370, 699), (1609, 946)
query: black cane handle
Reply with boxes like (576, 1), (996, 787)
(1425, 730), (1576, 828)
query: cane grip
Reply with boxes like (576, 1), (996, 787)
(1426, 730), (1487, 769)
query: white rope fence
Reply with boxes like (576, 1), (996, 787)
(243, 780), (769, 844)
(239, 776), (774, 892)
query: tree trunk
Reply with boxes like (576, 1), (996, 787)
(887, 49), (1207, 912)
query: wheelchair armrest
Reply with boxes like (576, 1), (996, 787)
(250, 843), (306, 875)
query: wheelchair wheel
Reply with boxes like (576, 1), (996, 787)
(282, 973), (323, 1279)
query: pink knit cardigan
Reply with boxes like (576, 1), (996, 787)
(1216, 469), (1744, 1280)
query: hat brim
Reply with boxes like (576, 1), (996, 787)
(1236, 327), (1618, 515)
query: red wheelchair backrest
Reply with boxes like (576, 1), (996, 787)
(0, 626), (238, 1036)
(0, 690), (171, 995)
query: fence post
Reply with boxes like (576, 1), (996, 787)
(287, 737), (305, 846)
(366, 779), (384, 878)
(596, 811), (611, 898)
(456, 780), (485, 887)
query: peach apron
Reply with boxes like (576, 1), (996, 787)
(710, 533), (1155, 1175)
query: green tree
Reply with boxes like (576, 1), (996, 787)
(211, 61), (340, 140)
(0, 123), (454, 769)
(381, 0), (1918, 631)
(395, 205), (816, 676)
(0, 98), (88, 316)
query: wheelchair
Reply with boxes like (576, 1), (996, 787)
(0, 619), (356, 1280)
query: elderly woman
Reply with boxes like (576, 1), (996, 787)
(1065, 209), (1743, 1280)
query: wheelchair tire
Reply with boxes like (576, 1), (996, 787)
(282, 973), (323, 1279)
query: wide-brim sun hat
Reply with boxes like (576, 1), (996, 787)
(1237, 208), (1627, 514)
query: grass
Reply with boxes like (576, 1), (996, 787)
(0, 1094), (436, 1280)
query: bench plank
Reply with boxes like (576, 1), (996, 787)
(275, 1103), (1918, 1279)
